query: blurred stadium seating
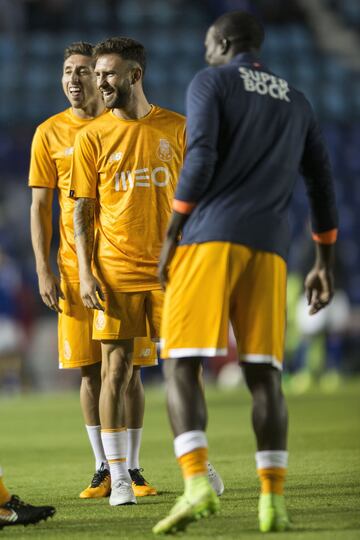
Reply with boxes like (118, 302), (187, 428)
(0, 0), (359, 390)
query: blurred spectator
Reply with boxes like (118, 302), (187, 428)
(286, 236), (351, 393)
(206, 0), (305, 23)
(0, 0), (26, 35)
(0, 247), (26, 392)
(25, 0), (73, 31)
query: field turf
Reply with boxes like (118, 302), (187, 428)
(1, 380), (360, 539)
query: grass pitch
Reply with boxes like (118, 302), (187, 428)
(1, 380), (360, 539)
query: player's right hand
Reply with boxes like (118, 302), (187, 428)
(38, 271), (65, 313)
(80, 273), (105, 311)
(304, 266), (334, 315)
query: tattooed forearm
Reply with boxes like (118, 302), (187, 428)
(74, 197), (95, 274)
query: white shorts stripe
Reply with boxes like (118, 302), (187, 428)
(167, 347), (228, 358)
(241, 353), (282, 371)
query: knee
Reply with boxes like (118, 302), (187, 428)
(102, 359), (132, 391)
(243, 364), (283, 398)
(81, 363), (101, 390)
(163, 358), (201, 383)
(127, 366), (141, 392)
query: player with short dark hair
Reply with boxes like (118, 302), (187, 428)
(64, 41), (96, 62)
(154, 10), (337, 534)
(29, 41), (158, 500)
(71, 34), (224, 505)
(70, 35), (187, 507)
(94, 37), (146, 74)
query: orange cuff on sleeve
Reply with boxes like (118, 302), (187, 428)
(173, 199), (196, 215)
(312, 228), (338, 244)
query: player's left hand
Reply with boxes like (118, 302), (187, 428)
(304, 266), (334, 315)
(158, 238), (177, 290)
(80, 272), (105, 311)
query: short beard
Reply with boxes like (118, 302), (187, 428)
(106, 82), (131, 109)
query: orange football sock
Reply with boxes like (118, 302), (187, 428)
(258, 467), (287, 495)
(178, 447), (208, 479)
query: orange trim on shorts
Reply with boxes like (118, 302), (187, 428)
(101, 427), (126, 433)
(173, 199), (196, 214)
(312, 228), (338, 244)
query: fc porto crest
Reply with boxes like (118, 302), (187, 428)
(63, 339), (72, 360)
(95, 311), (106, 331)
(157, 139), (173, 161)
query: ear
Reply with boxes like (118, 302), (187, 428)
(131, 67), (142, 85)
(220, 37), (230, 54)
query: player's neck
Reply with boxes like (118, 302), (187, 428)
(72, 100), (105, 120)
(112, 91), (152, 121)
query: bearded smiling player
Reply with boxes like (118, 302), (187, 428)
(70, 37), (224, 506)
(29, 41), (159, 501)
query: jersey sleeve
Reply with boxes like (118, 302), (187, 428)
(300, 105), (338, 243)
(69, 131), (98, 199)
(28, 127), (57, 188)
(174, 68), (221, 213)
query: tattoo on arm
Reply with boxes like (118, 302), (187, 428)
(74, 198), (95, 267)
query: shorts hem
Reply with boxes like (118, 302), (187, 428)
(93, 333), (146, 341)
(59, 358), (101, 369)
(59, 277), (80, 284)
(240, 354), (283, 371)
(103, 285), (163, 293)
(133, 359), (158, 367)
(162, 347), (228, 358)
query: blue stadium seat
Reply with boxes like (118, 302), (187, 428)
(321, 84), (348, 120)
(338, 203), (355, 236)
(341, 0), (360, 26)
(291, 57), (317, 89)
(0, 36), (23, 61)
(286, 25), (313, 52)
(28, 32), (59, 58)
(80, 0), (108, 26)
(265, 27), (289, 54)
(147, 29), (177, 58)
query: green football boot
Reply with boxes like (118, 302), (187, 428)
(153, 477), (219, 535)
(258, 493), (290, 533)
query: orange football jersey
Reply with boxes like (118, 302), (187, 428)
(70, 105), (186, 292)
(29, 108), (107, 281)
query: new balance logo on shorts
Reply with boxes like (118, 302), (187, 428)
(239, 67), (290, 102)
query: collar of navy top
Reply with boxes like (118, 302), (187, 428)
(229, 52), (263, 69)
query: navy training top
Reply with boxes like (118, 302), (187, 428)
(175, 53), (338, 260)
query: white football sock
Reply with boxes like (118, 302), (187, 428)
(127, 428), (143, 470)
(255, 450), (288, 469)
(174, 430), (208, 458)
(85, 425), (109, 471)
(101, 429), (131, 485)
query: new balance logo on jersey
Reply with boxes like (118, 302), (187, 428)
(109, 152), (123, 163)
(114, 166), (170, 191)
(239, 67), (290, 102)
